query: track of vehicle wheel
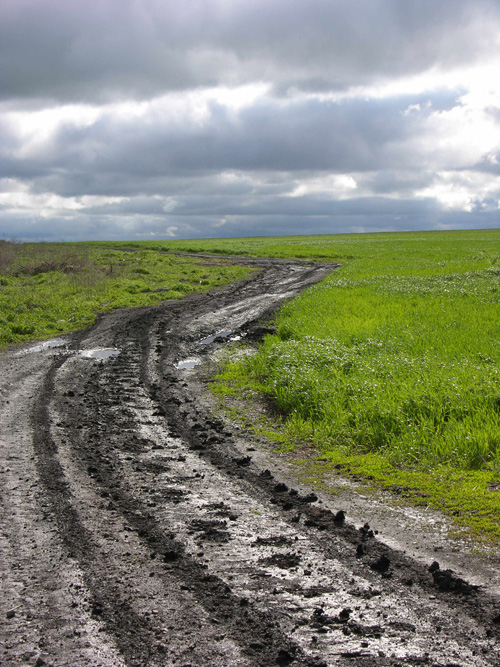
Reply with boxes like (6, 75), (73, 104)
(1, 255), (499, 667)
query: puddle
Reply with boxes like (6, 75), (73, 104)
(174, 357), (201, 370)
(14, 339), (69, 356)
(80, 348), (121, 360)
(199, 330), (234, 345)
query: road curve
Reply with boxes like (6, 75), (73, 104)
(1, 255), (499, 667)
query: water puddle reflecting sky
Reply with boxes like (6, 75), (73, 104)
(174, 357), (201, 370)
(80, 348), (121, 360)
(13, 339), (69, 356)
(199, 330), (234, 345)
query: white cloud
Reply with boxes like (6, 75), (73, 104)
(0, 182), (125, 218)
(415, 171), (500, 211)
(161, 197), (179, 213)
(289, 174), (357, 198)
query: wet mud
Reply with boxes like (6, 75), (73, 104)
(1, 255), (500, 666)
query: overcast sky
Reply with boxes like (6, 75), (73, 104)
(1, 0), (500, 241)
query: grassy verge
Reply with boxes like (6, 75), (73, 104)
(212, 380), (500, 545)
(199, 229), (500, 544)
(0, 241), (251, 348)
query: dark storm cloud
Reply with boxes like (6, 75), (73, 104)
(1, 0), (498, 103)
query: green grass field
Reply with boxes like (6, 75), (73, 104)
(0, 241), (251, 348)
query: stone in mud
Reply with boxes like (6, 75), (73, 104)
(276, 648), (295, 666)
(300, 492), (318, 503)
(333, 510), (346, 524)
(274, 482), (288, 492)
(233, 455), (251, 467)
(370, 555), (391, 573)
(432, 568), (476, 594)
(259, 552), (301, 569)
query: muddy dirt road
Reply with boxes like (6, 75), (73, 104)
(1, 255), (500, 667)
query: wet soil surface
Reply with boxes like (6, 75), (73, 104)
(1, 255), (500, 667)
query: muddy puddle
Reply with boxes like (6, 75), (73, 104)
(199, 330), (235, 345)
(80, 348), (121, 360)
(176, 330), (244, 369)
(12, 342), (122, 362)
(14, 338), (69, 356)
(175, 357), (201, 370)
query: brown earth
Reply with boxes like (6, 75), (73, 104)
(1, 255), (500, 667)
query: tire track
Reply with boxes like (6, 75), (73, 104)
(1, 255), (500, 666)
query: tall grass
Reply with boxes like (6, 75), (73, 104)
(0, 240), (95, 276)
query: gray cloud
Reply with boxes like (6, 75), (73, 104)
(473, 152), (500, 175)
(1, 0), (499, 103)
(0, 90), (463, 198)
(1, 0), (499, 240)
(369, 170), (436, 195)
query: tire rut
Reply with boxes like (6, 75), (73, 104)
(1, 255), (500, 667)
